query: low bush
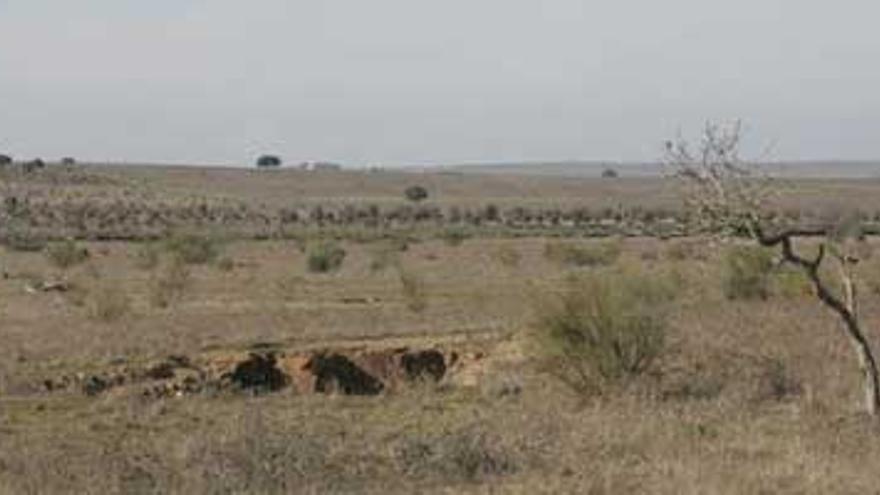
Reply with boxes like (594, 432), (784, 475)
(44, 239), (89, 269)
(532, 269), (673, 396)
(149, 257), (191, 309)
(543, 240), (621, 268)
(398, 268), (428, 313)
(493, 245), (522, 268)
(133, 243), (161, 270)
(307, 241), (347, 273)
(722, 245), (775, 300)
(369, 243), (401, 273)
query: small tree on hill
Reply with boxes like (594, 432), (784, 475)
(0, 154), (12, 166)
(667, 121), (880, 416)
(404, 185), (429, 202)
(601, 167), (619, 179)
(256, 155), (282, 168)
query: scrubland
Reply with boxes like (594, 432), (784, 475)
(2, 164), (880, 493)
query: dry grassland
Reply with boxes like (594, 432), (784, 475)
(2, 166), (880, 493)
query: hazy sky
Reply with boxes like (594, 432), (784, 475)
(1, 1), (878, 166)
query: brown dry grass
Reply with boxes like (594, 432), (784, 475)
(4, 168), (880, 493)
(2, 235), (880, 493)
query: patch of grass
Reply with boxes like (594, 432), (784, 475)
(44, 239), (89, 269)
(543, 240), (621, 268)
(722, 245), (775, 300)
(664, 239), (708, 262)
(532, 269), (673, 396)
(307, 241), (347, 273)
(395, 427), (516, 482)
(771, 267), (812, 299)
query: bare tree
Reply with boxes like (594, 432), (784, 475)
(666, 121), (880, 416)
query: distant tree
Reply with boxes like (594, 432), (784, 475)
(256, 155), (282, 168)
(0, 154), (12, 166)
(61, 157), (76, 165)
(22, 158), (45, 174)
(601, 167), (619, 179)
(404, 185), (429, 202)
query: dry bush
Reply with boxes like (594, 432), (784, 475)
(771, 267), (813, 299)
(664, 238), (710, 262)
(369, 242), (401, 273)
(87, 284), (131, 322)
(492, 245), (522, 268)
(394, 427), (517, 482)
(532, 269), (673, 396)
(398, 267), (428, 313)
(132, 242), (161, 270)
(439, 227), (471, 247)
(543, 240), (621, 268)
(722, 245), (775, 301)
(214, 256), (236, 272)
(44, 239), (89, 269)
(149, 257), (192, 309)
(164, 232), (223, 265)
(307, 241), (346, 273)
(2, 221), (47, 252)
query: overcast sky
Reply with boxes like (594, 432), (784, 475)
(1, 1), (878, 166)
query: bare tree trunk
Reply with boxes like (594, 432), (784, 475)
(759, 232), (880, 416)
(837, 264), (880, 415)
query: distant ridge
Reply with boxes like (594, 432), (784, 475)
(433, 160), (880, 179)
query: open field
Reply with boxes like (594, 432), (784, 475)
(4, 165), (880, 493)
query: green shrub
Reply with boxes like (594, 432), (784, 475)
(307, 241), (346, 273)
(771, 268), (812, 299)
(164, 233), (223, 265)
(722, 245), (775, 300)
(44, 239), (89, 269)
(543, 240), (621, 267)
(532, 269), (673, 396)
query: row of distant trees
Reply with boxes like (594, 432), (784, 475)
(255, 155), (344, 171)
(0, 154), (78, 172)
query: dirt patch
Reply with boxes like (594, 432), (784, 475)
(306, 353), (385, 395)
(401, 350), (447, 382)
(224, 353), (290, 394)
(38, 339), (515, 400)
